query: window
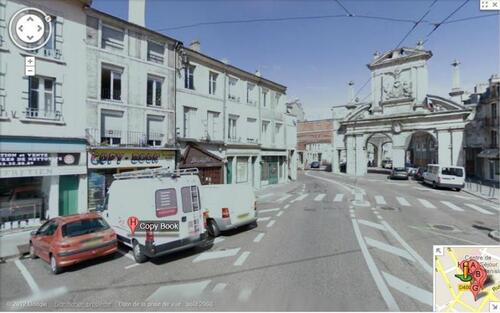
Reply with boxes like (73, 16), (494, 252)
(492, 131), (498, 148)
(184, 65), (195, 90)
(206, 111), (220, 140)
(262, 89), (268, 107)
(28, 76), (57, 119)
(275, 93), (281, 108)
(275, 123), (282, 143)
(181, 186), (200, 213)
(183, 107), (197, 138)
(209, 72), (218, 95)
(228, 77), (238, 101)
(38, 220), (57, 236)
(62, 218), (109, 238)
(101, 67), (122, 101)
(101, 110), (123, 145)
(155, 188), (177, 217)
(246, 118), (257, 143)
(101, 24), (124, 50)
(147, 76), (162, 106)
(247, 83), (255, 104)
(147, 40), (164, 64)
(492, 103), (498, 119)
(441, 167), (464, 177)
(147, 116), (164, 146)
(228, 116), (238, 141)
(42, 18), (56, 53)
(262, 121), (269, 137)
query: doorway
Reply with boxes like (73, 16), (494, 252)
(59, 175), (79, 216)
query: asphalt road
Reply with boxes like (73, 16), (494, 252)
(0, 171), (498, 311)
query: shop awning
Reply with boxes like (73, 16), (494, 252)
(477, 149), (500, 159)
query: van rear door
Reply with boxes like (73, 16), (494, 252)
(180, 185), (203, 239)
(440, 167), (464, 185)
(154, 188), (183, 244)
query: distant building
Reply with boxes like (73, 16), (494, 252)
(286, 99), (305, 122)
(297, 119), (333, 169)
(464, 75), (500, 184)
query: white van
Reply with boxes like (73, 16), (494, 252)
(200, 184), (257, 237)
(102, 168), (208, 263)
(423, 164), (465, 191)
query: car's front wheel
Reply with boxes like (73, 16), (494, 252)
(132, 240), (148, 264)
(50, 255), (61, 274)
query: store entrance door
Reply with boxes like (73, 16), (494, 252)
(59, 175), (79, 216)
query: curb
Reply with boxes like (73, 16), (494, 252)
(462, 189), (500, 205)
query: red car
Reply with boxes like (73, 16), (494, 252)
(29, 212), (117, 274)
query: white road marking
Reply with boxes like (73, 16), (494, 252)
(257, 216), (271, 222)
(380, 220), (433, 274)
(333, 193), (344, 202)
(118, 249), (135, 261)
(377, 215), (383, 220)
(125, 263), (140, 270)
(464, 203), (494, 215)
(284, 204), (290, 209)
(291, 193), (308, 202)
(234, 251), (250, 266)
(276, 211), (283, 217)
(374, 195), (387, 205)
(276, 194), (292, 202)
(350, 213), (356, 218)
(440, 201), (464, 212)
(418, 198), (436, 209)
(349, 209), (354, 213)
(147, 280), (211, 302)
(11, 287), (67, 304)
(257, 193), (274, 199)
(314, 193), (326, 201)
(212, 283), (227, 293)
(364, 237), (415, 261)
(14, 260), (39, 293)
(354, 193), (364, 201)
(193, 248), (240, 263)
(382, 271), (432, 306)
(238, 287), (253, 302)
(452, 194), (473, 200)
(258, 208), (280, 214)
(357, 219), (387, 232)
(253, 233), (265, 243)
(267, 220), (275, 228)
(396, 197), (410, 207)
(351, 219), (400, 311)
(213, 237), (225, 244)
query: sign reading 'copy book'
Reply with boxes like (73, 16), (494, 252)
(88, 149), (175, 169)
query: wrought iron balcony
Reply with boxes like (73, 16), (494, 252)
(86, 128), (169, 147)
(24, 108), (62, 121)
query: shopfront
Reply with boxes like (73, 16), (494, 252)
(179, 144), (224, 185)
(225, 148), (260, 187)
(0, 137), (87, 230)
(87, 148), (175, 209)
(260, 151), (287, 186)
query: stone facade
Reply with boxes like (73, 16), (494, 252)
(297, 119), (333, 168)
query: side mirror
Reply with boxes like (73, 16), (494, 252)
(30, 230), (37, 237)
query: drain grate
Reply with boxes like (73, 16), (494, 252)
(430, 224), (457, 232)
(379, 206), (400, 212)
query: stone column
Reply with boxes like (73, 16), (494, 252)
(437, 130), (452, 166)
(255, 155), (261, 189)
(346, 135), (356, 175)
(391, 133), (406, 168)
(451, 130), (464, 166)
(47, 175), (59, 219)
(78, 174), (88, 212)
(377, 143), (383, 167)
(231, 156), (237, 184)
(247, 156), (252, 185)
(355, 135), (367, 176)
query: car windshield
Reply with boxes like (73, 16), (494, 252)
(394, 167), (406, 171)
(62, 218), (110, 238)
(441, 167), (463, 177)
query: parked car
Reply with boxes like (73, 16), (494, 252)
(389, 167), (409, 180)
(29, 212), (117, 274)
(423, 164), (465, 191)
(405, 163), (418, 176)
(102, 168), (208, 263)
(382, 160), (393, 169)
(1, 186), (44, 225)
(310, 161), (320, 169)
(414, 167), (426, 181)
(200, 184), (256, 237)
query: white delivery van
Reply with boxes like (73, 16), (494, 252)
(200, 184), (257, 237)
(102, 168), (208, 263)
(423, 164), (465, 191)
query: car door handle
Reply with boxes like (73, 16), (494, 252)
(181, 216), (187, 222)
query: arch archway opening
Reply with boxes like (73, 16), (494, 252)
(365, 133), (393, 169)
(405, 131), (438, 168)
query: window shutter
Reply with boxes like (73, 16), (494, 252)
(55, 17), (64, 44)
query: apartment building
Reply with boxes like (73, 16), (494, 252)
(0, 0), (89, 229)
(464, 75), (500, 183)
(297, 119), (334, 169)
(176, 42), (291, 188)
(84, 8), (180, 209)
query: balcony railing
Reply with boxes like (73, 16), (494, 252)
(24, 108), (62, 121)
(86, 128), (170, 147)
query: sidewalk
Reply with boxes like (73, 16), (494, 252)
(0, 228), (34, 260)
(463, 183), (500, 204)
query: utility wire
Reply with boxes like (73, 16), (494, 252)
(424, 0), (470, 43)
(395, 0), (438, 48)
(334, 0), (354, 16)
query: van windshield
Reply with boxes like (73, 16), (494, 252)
(62, 218), (110, 238)
(441, 167), (463, 177)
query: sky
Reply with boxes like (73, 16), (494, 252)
(92, 0), (499, 120)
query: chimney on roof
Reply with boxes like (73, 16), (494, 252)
(128, 0), (145, 27)
(449, 59), (465, 103)
(189, 40), (201, 52)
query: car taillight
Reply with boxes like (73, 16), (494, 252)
(203, 211), (209, 227)
(146, 229), (154, 243)
(222, 207), (230, 219)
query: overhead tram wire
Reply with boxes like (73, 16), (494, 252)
(395, 0), (438, 49)
(423, 0), (471, 44)
(334, 0), (354, 17)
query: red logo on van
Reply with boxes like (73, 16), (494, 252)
(127, 216), (139, 235)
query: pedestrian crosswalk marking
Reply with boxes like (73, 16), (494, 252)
(258, 208), (280, 214)
(364, 237), (415, 261)
(314, 193), (326, 201)
(464, 203), (494, 215)
(212, 283), (227, 293)
(257, 216), (271, 222)
(193, 248), (240, 263)
(276, 194), (292, 202)
(291, 193), (308, 202)
(333, 193), (344, 202)
(396, 197), (410, 207)
(375, 195), (387, 205)
(418, 198), (436, 209)
(440, 201), (464, 212)
(357, 219), (387, 231)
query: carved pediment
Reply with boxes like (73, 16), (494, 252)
(368, 47), (432, 70)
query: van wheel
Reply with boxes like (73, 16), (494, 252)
(247, 221), (258, 229)
(455, 188), (461, 192)
(50, 255), (61, 275)
(207, 220), (220, 237)
(132, 241), (148, 264)
(29, 243), (37, 259)
(432, 181), (437, 189)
